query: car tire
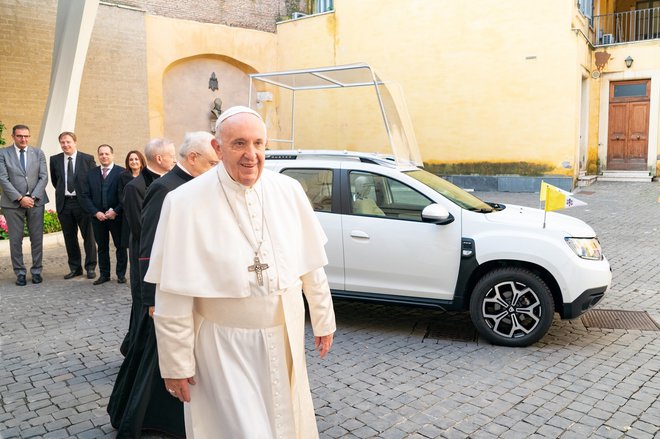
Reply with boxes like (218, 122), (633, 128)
(469, 267), (554, 347)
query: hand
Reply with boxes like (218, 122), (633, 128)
(148, 306), (155, 318)
(95, 212), (107, 221)
(164, 377), (196, 403)
(105, 209), (117, 220)
(315, 333), (334, 358)
(19, 197), (35, 208)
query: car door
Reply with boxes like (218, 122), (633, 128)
(341, 167), (461, 301)
(280, 167), (345, 291)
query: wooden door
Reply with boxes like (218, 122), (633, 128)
(607, 80), (650, 170)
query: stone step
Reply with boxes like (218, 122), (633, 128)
(599, 171), (653, 182)
(577, 174), (598, 187)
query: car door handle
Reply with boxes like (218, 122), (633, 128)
(350, 230), (370, 239)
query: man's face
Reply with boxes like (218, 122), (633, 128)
(59, 135), (77, 155)
(12, 128), (30, 149)
(217, 114), (266, 187)
(98, 146), (114, 167)
(156, 144), (177, 173)
(189, 148), (220, 177)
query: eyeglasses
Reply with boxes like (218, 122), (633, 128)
(193, 151), (219, 166)
(14, 135), (30, 139)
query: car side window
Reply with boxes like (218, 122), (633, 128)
(350, 171), (432, 221)
(282, 168), (333, 212)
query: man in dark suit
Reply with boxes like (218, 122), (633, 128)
(0, 124), (49, 286)
(120, 138), (176, 355)
(50, 131), (97, 280)
(108, 131), (218, 438)
(80, 144), (127, 285)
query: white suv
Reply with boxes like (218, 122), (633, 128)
(265, 150), (611, 347)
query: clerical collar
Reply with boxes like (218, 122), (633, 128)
(217, 163), (261, 193)
(176, 162), (192, 176)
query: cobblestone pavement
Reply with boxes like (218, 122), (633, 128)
(1, 181), (659, 438)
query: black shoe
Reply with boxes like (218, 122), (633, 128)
(93, 276), (110, 285)
(87, 271), (96, 279)
(64, 270), (83, 279)
(32, 274), (43, 284)
(117, 276), (127, 284)
(16, 275), (26, 286)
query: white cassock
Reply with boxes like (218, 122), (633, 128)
(146, 164), (336, 439)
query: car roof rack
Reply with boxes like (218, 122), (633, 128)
(265, 149), (406, 168)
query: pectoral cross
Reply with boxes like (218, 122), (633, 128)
(248, 256), (269, 286)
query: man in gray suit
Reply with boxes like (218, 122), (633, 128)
(0, 125), (50, 286)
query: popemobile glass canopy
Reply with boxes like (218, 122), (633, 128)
(248, 63), (423, 167)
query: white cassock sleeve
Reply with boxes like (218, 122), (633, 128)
(301, 267), (336, 337)
(153, 289), (196, 379)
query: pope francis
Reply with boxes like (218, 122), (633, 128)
(146, 106), (336, 439)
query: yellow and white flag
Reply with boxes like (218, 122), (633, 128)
(540, 181), (587, 211)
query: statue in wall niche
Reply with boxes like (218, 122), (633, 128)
(211, 97), (223, 120)
(210, 97), (223, 133)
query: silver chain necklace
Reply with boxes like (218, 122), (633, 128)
(217, 171), (270, 286)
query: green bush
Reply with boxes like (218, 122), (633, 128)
(43, 210), (62, 234)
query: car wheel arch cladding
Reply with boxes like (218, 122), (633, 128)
(469, 266), (555, 347)
(469, 234), (570, 296)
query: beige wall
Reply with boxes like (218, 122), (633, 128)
(593, 41), (660, 175)
(1, 0), (289, 157)
(0, 1), (148, 160)
(163, 56), (256, 145)
(145, 15), (278, 141)
(0, 0), (57, 146)
(274, 0), (587, 176)
(75, 4), (150, 161)
(6, 0), (658, 179)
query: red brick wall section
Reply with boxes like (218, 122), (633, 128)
(104, 0), (307, 32)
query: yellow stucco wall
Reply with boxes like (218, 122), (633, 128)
(591, 40), (660, 175)
(273, 0), (587, 175)
(145, 15), (278, 139)
(141, 1), (659, 177)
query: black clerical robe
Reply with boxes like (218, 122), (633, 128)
(107, 164), (193, 439)
(119, 167), (161, 355)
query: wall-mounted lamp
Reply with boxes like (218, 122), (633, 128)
(625, 56), (634, 68)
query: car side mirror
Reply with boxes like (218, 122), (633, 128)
(422, 204), (454, 225)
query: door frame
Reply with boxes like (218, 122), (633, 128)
(598, 71), (659, 174)
(606, 79), (650, 170)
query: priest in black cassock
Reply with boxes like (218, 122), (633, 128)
(107, 132), (219, 438)
(119, 138), (176, 356)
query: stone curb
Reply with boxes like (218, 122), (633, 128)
(0, 231), (65, 258)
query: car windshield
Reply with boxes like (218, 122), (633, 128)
(405, 169), (495, 212)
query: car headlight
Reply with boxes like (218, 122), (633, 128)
(565, 237), (603, 260)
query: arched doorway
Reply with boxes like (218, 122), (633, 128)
(163, 55), (257, 145)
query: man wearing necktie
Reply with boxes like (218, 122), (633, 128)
(50, 132), (98, 280)
(80, 144), (127, 285)
(0, 124), (49, 286)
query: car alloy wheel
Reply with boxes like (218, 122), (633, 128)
(470, 267), (554, 347)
